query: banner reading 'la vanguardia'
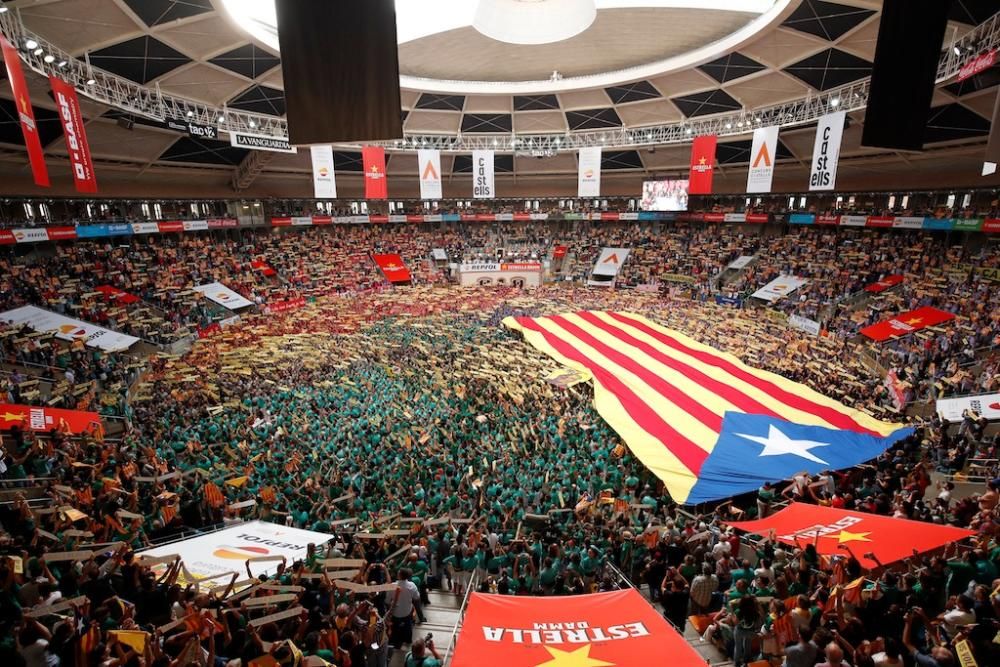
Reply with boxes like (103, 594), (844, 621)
(860, 306), (955, 341)
(451, 589), (703, 667)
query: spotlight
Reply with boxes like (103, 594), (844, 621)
(186, 110), (194, 118)
(725, 122), (732, 129)
(953, 45), (962, 56)
(217, 114), (226, 123)
(43, 54), (55, 64)
(0, 7), (8, 14)
(25, 39), (38, 50)
(33, 48), (43, 56)
(58, 60), (68, 68)
(830, 97), (840, 107)
(86, 78), (96, 85)
(248, 120), (256, 128)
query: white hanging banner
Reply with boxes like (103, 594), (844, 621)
(418, 149), (443, 200)
(472, 150), (495, 199)
(193, 282), (254, 310)
(808, 111), (846, 191)
(0, 305), (139, 352)
(310, 145), (337, 198)
(577, 146), (602, 197)
(746, 125), (779, 194)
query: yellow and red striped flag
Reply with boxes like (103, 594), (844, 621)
(203, 482), (225, 508)
(504, 311), (910, 505)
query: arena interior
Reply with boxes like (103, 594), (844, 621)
(1, 1), (999, 666)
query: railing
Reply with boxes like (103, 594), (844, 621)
(443, 570), (480, 667)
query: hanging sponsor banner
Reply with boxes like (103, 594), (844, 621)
(809, 111), (845, 191)
(362, 146), (388, 199)
(12, 228), (50, 244)
(751, 275), (808, 302)
(746, 126), (779, 193)
(139, 521), (332, 582)
(451, 589), (701, 667)
(860, 306), (955, 341)
(182, 220), (209, 232)
(0, 403), (101, 435)
(789, 314), (821, 336)
(94, 285), (140, 305)
(131, 222), (160, 234)
(229, 132), (297, 153)
(577, 146), (602, 197)
(728, 255), (754, 270)
(840, 215), (868, 227)
(417, 149), (443, 200)
(250, 260), (276, 277)
(473, 150), (495, 199)
(936, 392), (1000, 422)
(593, 248), (631, 277)
(864, 274), (904, 292)
(893, 216), (923, 229)
(0, 305), (139, 351)
(50, 77), (98, 193)
(193, 282), (254, 310)
(310, 145), (337, 198)
(264, 297), (306, 314)
(431, 248), (448, 261)
(185, 121), (217, 140)
(958, 49), (997, 82)
(1, 35), (49, 187)
(728, 503), (974, 569)
(688, 134), (717, 194)
(372, 254), (412, 284)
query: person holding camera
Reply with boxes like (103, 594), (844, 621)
(404, 635), (442, 667)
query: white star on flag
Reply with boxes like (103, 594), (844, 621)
(735, 424), (830, 464)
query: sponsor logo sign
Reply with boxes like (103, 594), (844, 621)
(577, 146), (602, 197)
(473, 150), (495, 199)
(0, 305), (139, 351)
(593, 248), (631, 277)
(418, 149), (443, 200)
(957, 49), (997, 82)
(229, 132), (297, 153)
(746, 126), (779, 193)
(193, 282), (254, 310)
(752, 275), (809, 302)
(809, 111), (845, 191)
(936, 392), (1000, 422)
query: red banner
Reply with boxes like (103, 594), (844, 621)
(206, 218), (238, 229)
(451, 589), (702, 667)
(513, 212), (531, 221)
(372, 254), (411, 283)
(369, 214), (389, 223)
(250, 260), (276, 277)
(983, 218), (1000, 233)
(406, 214), (424, 223)
(958, 48), (997, 82)
(362, 146), (387, 199)
(553, 245), (568, 259)
(746, 213), (769, 223)
(312, 215), (332, 225)
(860, 305), (956, 341)
(49, 76), (98, 193)
(728, 503), (974, 568)
(866, 216), (894, 228)
(264, 297), (306, 314)
(157, 221), (184, 233)
(94, 285), (139, 304)
(688, 134), (717, 195)
(863, 274), (904, 293)
(703, 213), (725, 223)
(0, 403), (101, 434)
(816, 214), (841, 225)
(1, 36), (50, 187)
(45, 226), (78, 241)
(0, 230), (15, 245)
(197, 323), (221, 339)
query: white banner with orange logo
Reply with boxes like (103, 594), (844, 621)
(746, 125), (779, 193)
(751, 275), (808, 302)
(193, 282), (254, 310)
(0, 305), (139, 351)
(310, 145), (337, 199)
(418, 149), (442, 200)
(578, 146), (602, 197)
(593, 247), (631, 277)
(139, 521), (333, 581)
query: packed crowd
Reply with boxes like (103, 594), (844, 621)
(0, 222), (998, 667)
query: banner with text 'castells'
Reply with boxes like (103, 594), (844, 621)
(451, 589), (703, 667)
(504, 312), (911, 504)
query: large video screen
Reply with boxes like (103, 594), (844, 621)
(640, 179), (689, 211)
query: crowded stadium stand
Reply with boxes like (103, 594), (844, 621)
(0, 2), (999, 667)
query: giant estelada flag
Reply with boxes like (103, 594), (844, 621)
(504, 312), (912, 504)
(728, 503), (974, 568)
(451, 589), (703, 667)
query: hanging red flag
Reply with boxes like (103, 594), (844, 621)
(688, 134), (717, 195)
(1, 35), (50, 187)
(362, 146), (388, 199)
(49, 76), (98, 193)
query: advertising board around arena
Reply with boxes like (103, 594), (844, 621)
(182, 220), (209, 232)
(953, 218), (983, 232)
(131, 222), (160, 234)
(936, 393), (1000, 422)
(751, 275), (808, 302)
(0, 305), (139, 351)
(206, 218), (239, 229)
(840, 215), (868, 227)
(816, 215), (840, 225)
(789, 213), (815, 225)
(45, 226), (78, 241)
(892, 216), (924, 229)
(157, 221), (184, 233)
(458, 261), (542, 288)
(13, 228), (49, 243)
(0, 230), (14, 245)
(139, 521), (333, 582)
(193, 283), (255, 311)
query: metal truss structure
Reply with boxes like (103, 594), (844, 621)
(2, 7), (999, 155)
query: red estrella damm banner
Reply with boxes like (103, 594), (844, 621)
(94, 285), (140, 304)
(450, 589), (703, 667)
(0, 403), (102, 434)
(728, 503), (974, 569)
(863, 274), (904, 293)
(372, 253), (412, 283)
(687, 134), (717, 195)
(362, 146), (388, 199)
(50, 76), (98, 193)
(859, 305), (955, 341)
(1, 35), (50, 187)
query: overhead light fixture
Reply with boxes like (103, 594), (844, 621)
(725, 122), (732, 129)
(58, 60), (68, 68)
(830, 97), (840, 107)
(217, 114), (226, 123)
(248, 120), (256, 128)
(186, 110), (194, 118)
(25, 39), (38, 50)
(43, 54), (55, 64)
(0, 6), (8, 14)
(86, 78), (96, 85)
(953, 45), (962, 56)
(33, 48), (43, 56)
(685, 128), (692, 135)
